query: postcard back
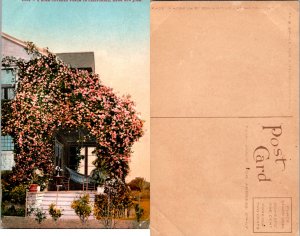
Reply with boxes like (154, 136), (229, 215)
(151, 1), (299, 235)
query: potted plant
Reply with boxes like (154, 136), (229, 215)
(90, 168), (108, 194)
(91, 159), (109, 194)
(29, 168), (44, 192)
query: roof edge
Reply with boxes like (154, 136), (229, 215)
(57, 52), (94, 54)
(2, 32), (49, 56)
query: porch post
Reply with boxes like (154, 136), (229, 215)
(84, 147), (88, 191)
(84, 146), (88, 176)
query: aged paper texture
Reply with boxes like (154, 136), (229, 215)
(151, 1), (299, 235)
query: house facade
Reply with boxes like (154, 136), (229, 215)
(1, 33), (96, 178)
(1, 33), (40, 171)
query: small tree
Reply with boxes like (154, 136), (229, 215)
(94, 194), (115, 228)
(128, 177), (149, 192)
(94, 178), (132, 228)
(28, 207), (47, 224)
(71, 194), (92, 224)
(49, 203), (63, 222)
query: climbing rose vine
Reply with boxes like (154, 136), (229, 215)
(1, 44), (144, 185)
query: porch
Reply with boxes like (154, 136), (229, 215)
(25, 191), (135, 220)
(49, 128), (99, 191)
(26, 191), (97, 220)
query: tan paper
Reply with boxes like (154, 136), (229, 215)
(150, 1), (299, 235)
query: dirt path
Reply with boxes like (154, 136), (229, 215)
(2, 216), (150, 229)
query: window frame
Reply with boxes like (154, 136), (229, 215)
(1, 67), (17, 100)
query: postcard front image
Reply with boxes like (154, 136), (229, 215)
(1, 0), (150, 230)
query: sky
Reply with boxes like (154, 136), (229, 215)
(2, 0), (150, 181)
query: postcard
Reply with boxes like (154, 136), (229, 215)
(0, 0), (150, 233)
(151, 1), (298, 235)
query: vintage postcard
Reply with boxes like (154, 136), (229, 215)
(0, 0), (150, 233)
(151, 1), (298, 235)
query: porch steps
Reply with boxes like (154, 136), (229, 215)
(27, 191), (97, 220)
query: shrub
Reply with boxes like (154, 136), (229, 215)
(10, 184), (27, 204)
(16, 207), (26, 217)
(1, 172), (30, 204)
(135, 204), (144, 222)
(94, 194), (114, 228)
(94, 178), (133, 228)
(71, 194), (92, 224)
(48, 203), (63, 222)
(94, 194), (109, 219)
(1, 180), (27, 217)
(1, 171), (13, 202)
(2, 205), (25, 217)
(28, 207), (47, 224)
(3, 205), (17, 216)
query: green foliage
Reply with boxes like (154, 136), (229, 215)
(24, 41), (45, 57)
(30, 168), (49, 190)
(28, 207), (47, 224)
(90, 159), (109, 186)
(1, 174), (28, 204)
(105, 178), (133, 211)
(91, 169), (107, 186)
(48, 203), (63, 222)
(93, 194), (114, 228)
(93, 178), (133, 228)
(1, 100), (13, 127)
(135, 204), (144, 223)
(1, 171), (13, 202)
(71, 194), (92, 224)
(10, 184), (27, 204)
(1, 172), (27, 217)
(2, 205), (25, 217)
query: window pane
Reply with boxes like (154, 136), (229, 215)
(7, 88), (15, 99)
(1, 135), (14, 151)
(1, 87), (14, 100)
(79, 147), (97, 175)
(1, 69), (15, 84)
(1, 89), (5, 100)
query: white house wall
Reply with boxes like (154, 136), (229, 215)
(0, 151), (15, 171)
(2, 37), (32, 61)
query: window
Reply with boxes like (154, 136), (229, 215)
(1, 69), (15, 84)
(78, 147), (97, 175)
(1, 69), (16, 100)
(1, 136), (14, 151)
(1, 86), (14, 100)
